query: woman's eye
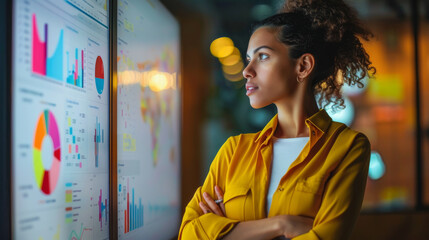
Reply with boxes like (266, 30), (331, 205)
(259, 53), (269, 61)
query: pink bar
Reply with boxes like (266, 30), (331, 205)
(99, 189), (102, 229)
(81, 50), (84, 87)
(74, 58), (78, 81)
(81, 50), (84, 72)
(127, 178), (129, 232)
(75, 144), (78, 153)
(32, 14), (47, 75)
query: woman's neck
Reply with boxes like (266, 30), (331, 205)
(274, 91), (319, 139)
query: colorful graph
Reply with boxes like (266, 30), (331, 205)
(122, 133), (136, 152)
(33, 110), (61, 195)
(65, 182), (73, 223)
(32, 14), (63, 81)
(95, 56), (105, 94)
(65, 109), (86, 168)
(94, 117), (104, 168)
(68, 223), (92, 240)
(124, 178), (144, 233)
(67, 48), (84, 87)
(98, 189), (107, 230)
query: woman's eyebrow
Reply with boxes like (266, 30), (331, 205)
(246, 45), (275, 58)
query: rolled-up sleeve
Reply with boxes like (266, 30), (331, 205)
(293, 133), (371, 240)
(178, 137), (240, 240)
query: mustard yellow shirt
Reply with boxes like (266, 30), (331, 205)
(179, 109), (371, 240)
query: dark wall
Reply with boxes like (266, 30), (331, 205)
(351, 212), (429, 240)
(0, 0), (12, 239)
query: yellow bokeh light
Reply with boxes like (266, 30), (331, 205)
(219, 48), (242, 66)
(224, 72), (244, 82)
(149, 73), (168, 92)
(119, 70), (140, 85)
(210, 37), (234, 58)
(222, 61), (244, 75)
(216, 46), (234, 58)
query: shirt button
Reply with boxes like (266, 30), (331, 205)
(311, 130), (316, 136)
(278, 187), (284, 191)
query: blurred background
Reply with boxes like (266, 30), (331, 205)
(160, 0), (429, 238)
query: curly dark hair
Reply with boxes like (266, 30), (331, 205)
(252, 0), (375, 110)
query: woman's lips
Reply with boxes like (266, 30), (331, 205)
(245, 84), (258, 96)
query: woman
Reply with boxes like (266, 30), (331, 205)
(179, 0), (375, 239)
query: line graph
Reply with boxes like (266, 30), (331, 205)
(68, 223), (92, 240)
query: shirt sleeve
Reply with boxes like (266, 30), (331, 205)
(178, 137), (240, 240)
(293, 133), (371, 240)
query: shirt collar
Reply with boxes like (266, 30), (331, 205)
(255, 109), (332, 146)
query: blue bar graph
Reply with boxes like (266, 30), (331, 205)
(94, 117), (104, 167)
(66, 48), (84, 87)
(129, 189), (144, 231)
(124, 179), (143, 233)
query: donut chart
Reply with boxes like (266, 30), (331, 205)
(33, 110), (61, 195)
(95, 56), (105, 94)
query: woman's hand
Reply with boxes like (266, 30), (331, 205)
(274, 215), (314, 239)
(199, 185), (226, 217)
(198, 186), (313, 239)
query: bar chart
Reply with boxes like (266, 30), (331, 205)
(66, 48), (85, 88)
(94, 116), (104, 168)
(98, 189), (107, 230)
(64, 102), (87, 169)
(123, 178), (144, 233)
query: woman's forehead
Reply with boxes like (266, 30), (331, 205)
(247, 27), (285, 53)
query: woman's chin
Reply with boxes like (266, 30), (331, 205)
(249, 101), (268, 109)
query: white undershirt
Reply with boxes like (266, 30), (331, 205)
(266, 136), (309, 214)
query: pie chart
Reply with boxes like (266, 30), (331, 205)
(33, 110), (61, 195)
(95, 56), (104, 94)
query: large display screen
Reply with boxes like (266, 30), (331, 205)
(12, 0), (110, 239)
(116, 0), (181, 238)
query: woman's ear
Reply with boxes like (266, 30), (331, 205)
(295, 53), (315, 80)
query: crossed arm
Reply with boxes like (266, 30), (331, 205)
(198, 185), (314, 240)
(179, 134), (370, 239)
(179, 137), (314, 239)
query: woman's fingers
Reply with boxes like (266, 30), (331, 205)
(202, 192), (224, 216)
(199, 201), (211, 214)
(214, 185), (226, 215)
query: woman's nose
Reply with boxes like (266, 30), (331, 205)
(242, 62), (255, 79)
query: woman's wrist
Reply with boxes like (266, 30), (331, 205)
(222, 217), (286, 240)
(272, 215), (288, 237)
(275, 215), (314, 239)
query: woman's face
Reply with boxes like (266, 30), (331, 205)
(243, 27), (299, 109)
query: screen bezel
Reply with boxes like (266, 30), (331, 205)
(9, 0), (115, 238)
(2, 0), (12, 239)
(8, 0), (182, 238)
(109, 0), (118, 239)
